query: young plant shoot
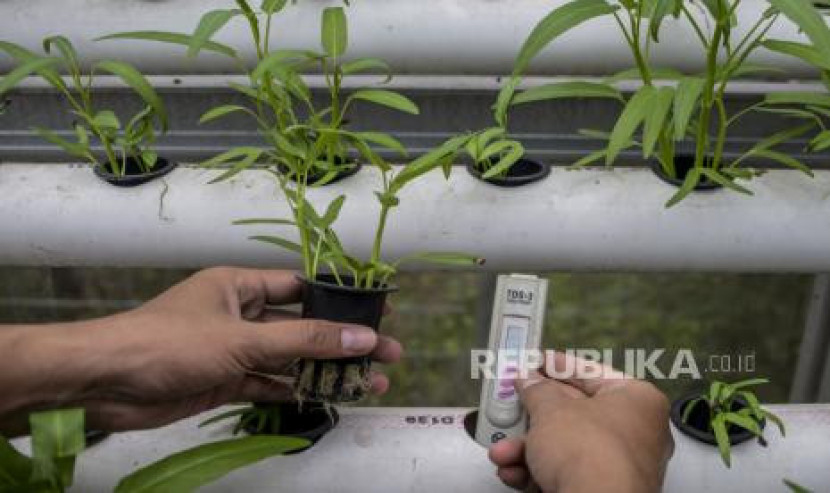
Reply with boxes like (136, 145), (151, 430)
(681, 378), (785, 468)
(465, 78), (526, 180)
(506, 0), (829, 206)
(0, 37), (168, 177)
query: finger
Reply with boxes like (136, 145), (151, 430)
(221, 269), (304, 319)
(497, 466), (531, 490)
(369, 371), (390, 395)
(371, 335), (404, 364)
(233, 374), (295, 402)
(545, 351), (627, 397)
(517, 371), (584, 418)
(255, 307), (301, 323)
(239, 319), (379, 366)
(489, 438), (525, 467)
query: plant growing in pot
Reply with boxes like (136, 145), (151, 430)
(505, 0), (827, 206)
(0, 36), (173, 187)
(670, 378), (785, 468)
(464, 80), (550, 187)
(99, 1), (410, 186)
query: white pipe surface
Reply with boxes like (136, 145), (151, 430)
(1, 164), (829, 272)
(11, 405), (830, 492)
(0, 0), (820, 76)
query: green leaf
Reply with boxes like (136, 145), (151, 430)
(0, 57), (61, 95)
(347, 89), (419, 115)
(203, 147), (264, 183)
(340, 57), (391, 80)
(763, 410), (787, 437)
(754, 149), (814, 176)
(783, 479), (813, 493)
(647, 0), (681, 42)
(681, 397), (704, 424)
(198, 408), (250, 428)
(730, 377), (770, 390)
(95, 60), (168, 131)
(355, 132), (407, 156)
(34, 127), (90, 159)
(322, 7), (348, 58)
(722, 412), (762, 435)
(30, 409), (85, 488)
(43, 36), (79, 71)
(251, 49), (320, 81)
(482, 141), (525, 179)
(607, 85), (656, 165)
(711, 414), (732, 468)
(93, 110), (121, 131)
(737, 123), (814, 167)
(250, 236), (303, 254)
(96, 31), (237, 58)
(189, 9), (239, 58)
(261, 0), (288, 14)
(763, 39), (830, 71)
(512, 81), (622, 106)
(513, 0), (618, 76)
(115, 436), (309, 493)
(665, 167), (702, 208)
(391, 134), (469, 194)
(642, 86), (674, 157)
(0, 437), (32, 487)
(0, 41), (67, 92)
(809, 130), (830, 151)
(767, 0), (830, 64)
(569, 149), (607, 169)
(765, 91), (830, 108)
(604, 67), (684, 83)
(200, 105), (250, 124)
(233, 218), (295, 226)
(494, 77), (519, 127)
(673, 78), (705, 141)
(699, 168), (754, 195)
(321, 195), (346, 227)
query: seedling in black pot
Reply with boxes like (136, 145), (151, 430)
(0, 36), (173, 187)
(670, 378), (785, 468)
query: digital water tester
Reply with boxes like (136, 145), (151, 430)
(475, 274), (548, 447)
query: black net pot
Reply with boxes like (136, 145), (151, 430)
(93, 157), (177, 188)
(670, 392), (764, 446)
(293, 274), (397, 403)
(466, 158), (550, 187)
(649, 154), (721, 191)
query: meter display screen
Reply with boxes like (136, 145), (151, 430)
(492, 316), (529, 403)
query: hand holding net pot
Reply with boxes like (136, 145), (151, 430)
(293, 275), (397, 403)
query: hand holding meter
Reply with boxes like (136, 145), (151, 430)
(475, 274), (548, 447)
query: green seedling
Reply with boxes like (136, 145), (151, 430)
(682, 378), (785, 468)
(504, 0), (830, 206)
(0, 37), (167, 176)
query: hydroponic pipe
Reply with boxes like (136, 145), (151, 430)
(0, 164), (829, 272)
(0, 0), (819, 77)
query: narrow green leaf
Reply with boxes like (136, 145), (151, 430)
(340, 57), (391, 79)
(722, 412), (762, 435)
(115, 436), (309, 493)
(730, 378), (770, 390)
(206, 148), (264, 183)
(401, 252), (486, 267)
(250, 235), (303, 254)
(680, 397), (704, 424)
(96, 31), (237, 58)
(30, 409), (85, 488)
(762, 39), (830, 71)
(673, 78), (705, 141)
(200, 105), (250, 124)
(642, 86), (674, 157)
(482, 141), (525, 179)
(569, 149), (607, 169)
(189, 9), (239, 58)
(233, 218), (295, 226)
(494, 77), (519, 127)
(753, 149), (814, 177)
(93, 110), (121, 131)
(355, 132), (407, 156)
(198, 408), (250, 428)
(809, 130), (830, 151)
(0, 57), (60, 95)
(604, 67), (684, 83)
(0, 437), (32, 487)
(512, 81), (622, 106)
(699, 168), (754, 194)
(322, 195), (346, 227)
(783, 478), (813, 493)
(34, 127), (90, 159)
(348, 89), (419, 115)
(665, 167), (702, 208)
(607, 85), (656, 165)
(711, 414), (732, 468)
(43, 36), (79, 71)
(322, 7), (348, 58)
(95, 60), (168, 131)
(513, 0), (618, 76)
(763, 410), (787, 437)
(767, 0), (830, 64)
(251, 49), (320, 81)
(261, 0), (288, 14)
(765, 91), (830, 108)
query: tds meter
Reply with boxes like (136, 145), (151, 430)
(475, 274), (548, 447)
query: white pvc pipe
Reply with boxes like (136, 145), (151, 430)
(11, 405), (830, 492)
(0, 0), (819, 76)
(1, 164), (829, 272)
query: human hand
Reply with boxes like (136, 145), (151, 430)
(0, 268), (402, 433)
(488, 352), (673, 493)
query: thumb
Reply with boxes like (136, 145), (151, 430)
(240, 319), (379, 363)
(516, 371), (579, 420)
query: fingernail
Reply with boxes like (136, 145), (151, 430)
(341, 326), (377, 352)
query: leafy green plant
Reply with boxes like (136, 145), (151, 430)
(0, 37), (168, 176)
(115, 435), (308, 493)
(682, 378), (785, 468)
(0, 408), (86, 493)
(505, 0), (830, 206)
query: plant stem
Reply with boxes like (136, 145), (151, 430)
(365, 203), (390, 289)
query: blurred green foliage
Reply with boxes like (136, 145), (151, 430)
(0, 268), (810, 406)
